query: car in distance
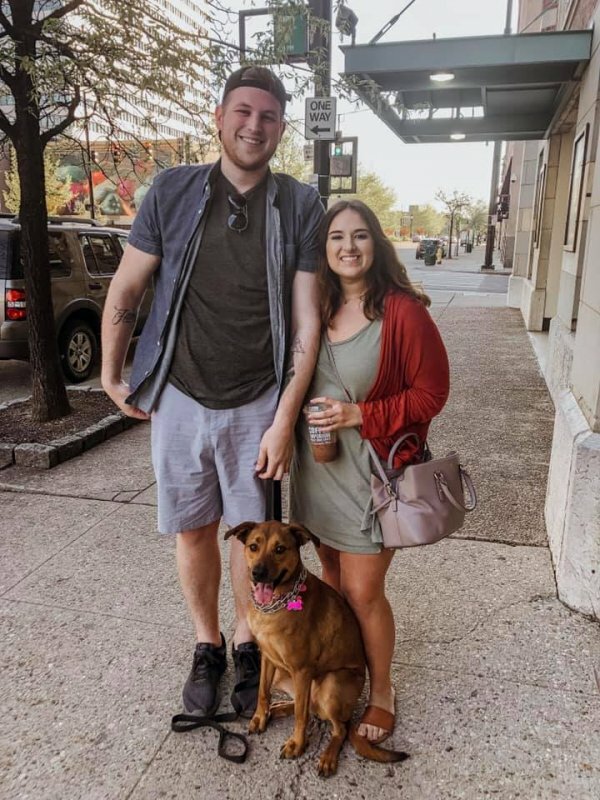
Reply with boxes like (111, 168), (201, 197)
(416, 237), (446, 259)
(0, 216), (150, 382)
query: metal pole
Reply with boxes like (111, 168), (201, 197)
(483, 140), (501, 269)
(82, 94), (95, 220)
(309, 0), (332, 207)
(482, 0), (513, 269)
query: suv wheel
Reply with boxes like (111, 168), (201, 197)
(59, 319), (98, 383)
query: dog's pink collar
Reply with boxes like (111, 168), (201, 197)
(250, 567), (307, 614)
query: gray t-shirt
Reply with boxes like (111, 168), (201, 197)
(169, 170), (275, 408)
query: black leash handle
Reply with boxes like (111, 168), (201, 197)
(170, 675), (258, 764)
(171, 710), (249, 764)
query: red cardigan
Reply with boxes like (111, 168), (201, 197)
(356, 291), (450, 468)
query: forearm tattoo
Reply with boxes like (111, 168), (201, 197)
(291, 336), (306, 354)
(112, 306), (136, 326)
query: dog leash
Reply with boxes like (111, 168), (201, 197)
(170, 675), (258, 764)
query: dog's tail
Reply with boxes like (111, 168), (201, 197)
(348, 724), (410, 764)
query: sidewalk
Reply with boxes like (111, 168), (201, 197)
(1, 300), (599, 799)
(398, 242), (512, 274)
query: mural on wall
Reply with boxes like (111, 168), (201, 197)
(1, 136), (218, 220)
(55, 141), (176, 219)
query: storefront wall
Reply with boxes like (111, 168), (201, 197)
(544, 0), (600, 620)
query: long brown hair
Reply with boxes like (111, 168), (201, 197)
(318, 199), (430, 327)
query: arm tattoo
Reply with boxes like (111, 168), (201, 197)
(112, 306), (136, 326)
(290, 336), (306, 354)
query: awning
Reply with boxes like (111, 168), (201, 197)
(340, 30), (592, 144)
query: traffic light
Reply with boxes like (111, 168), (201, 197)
(334, 142), (343, 156)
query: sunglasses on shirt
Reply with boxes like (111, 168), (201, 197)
(227, 193), (249, 233)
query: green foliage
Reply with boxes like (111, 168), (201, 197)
(435, 189), (473, 218)
(3, 150), (72, 215)
(0, 1), (236, 153)
(270, 121), (308, 181)
(410, 204), (446, 237)
(340, 167), (398, 231)
(464, 198), (488, 237)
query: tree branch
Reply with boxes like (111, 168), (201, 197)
(40, 86), (80, 146)
(40, 0), (85, 24)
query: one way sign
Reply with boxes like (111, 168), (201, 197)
(304, 97), (336, 140)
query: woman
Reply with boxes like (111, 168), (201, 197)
(290, 200), (449, 743)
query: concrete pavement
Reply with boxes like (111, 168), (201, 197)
(1, 294), (599, 799)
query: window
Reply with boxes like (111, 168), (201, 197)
(81, 234), (120, 276)
(564, 125), (588, 252)
(115, 234), (128, 256)
(48, 233), (72, 277)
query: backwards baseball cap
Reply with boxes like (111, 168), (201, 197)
(222, 66), (289, 114)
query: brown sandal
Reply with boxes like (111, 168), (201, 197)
(357, 704), (395, 745)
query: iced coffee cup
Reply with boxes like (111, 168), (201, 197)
(304, 403), (338, 463)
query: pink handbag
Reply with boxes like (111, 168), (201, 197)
(367, 434), (477, 548)
(324, 339), (476, 548)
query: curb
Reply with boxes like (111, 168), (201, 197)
(0, 388), (139, 470)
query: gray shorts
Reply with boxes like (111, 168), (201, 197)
(151, 382), (278, 534)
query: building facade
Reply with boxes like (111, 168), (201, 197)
(501, 0), (600, 620)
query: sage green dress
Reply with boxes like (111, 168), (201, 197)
(290, 320), (383, 553)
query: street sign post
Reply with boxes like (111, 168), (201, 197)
(304, 97), (336, 140)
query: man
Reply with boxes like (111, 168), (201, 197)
(101, 66), (323, 718)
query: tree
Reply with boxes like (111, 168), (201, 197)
(464, 198), (488, 243)
(4, 150), (72, 215)
(410, 204), (446, 237)
(435, 189), (472, 259)
(0, 1), (233, 421)
(270, 120), (307, 181)
(341, 168), (398, 230)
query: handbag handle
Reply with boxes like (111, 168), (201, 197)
(324, 339), (355, 403)
(387, 432), (421, 469)
(325, 341), (425, 468)
(366, 439), (395, 491)
(436, 467), (477, 513)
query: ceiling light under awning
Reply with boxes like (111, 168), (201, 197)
(450, 133), (466, 140)
(430, 72), (455, 82)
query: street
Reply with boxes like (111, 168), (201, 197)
(0, 246), (508, 404)
(398, 243), (510, 294)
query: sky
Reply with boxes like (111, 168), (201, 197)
(229, 0), (518, 210)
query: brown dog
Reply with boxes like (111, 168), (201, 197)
(225, 520), (409, 776)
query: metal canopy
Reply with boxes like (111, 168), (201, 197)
(340, 31), (592, 144)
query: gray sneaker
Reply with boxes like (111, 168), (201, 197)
(182, 633), (227, 716)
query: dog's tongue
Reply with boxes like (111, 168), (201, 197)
(253, 583), (274, 605)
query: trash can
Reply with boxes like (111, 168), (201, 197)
(423, 240), (437, 266)
(466, 242), (473, 253)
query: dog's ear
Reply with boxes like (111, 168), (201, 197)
(287, 523), (320, 549)
(225, 521), (257, 543)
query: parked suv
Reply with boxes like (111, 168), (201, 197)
(0, 216), (150, 382)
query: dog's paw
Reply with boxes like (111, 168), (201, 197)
(248, 713), (268, 734)
(280, 736), (306, 759)
(317, 752), (339, 778)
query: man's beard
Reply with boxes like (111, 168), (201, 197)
(221, 136), (276, 172)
